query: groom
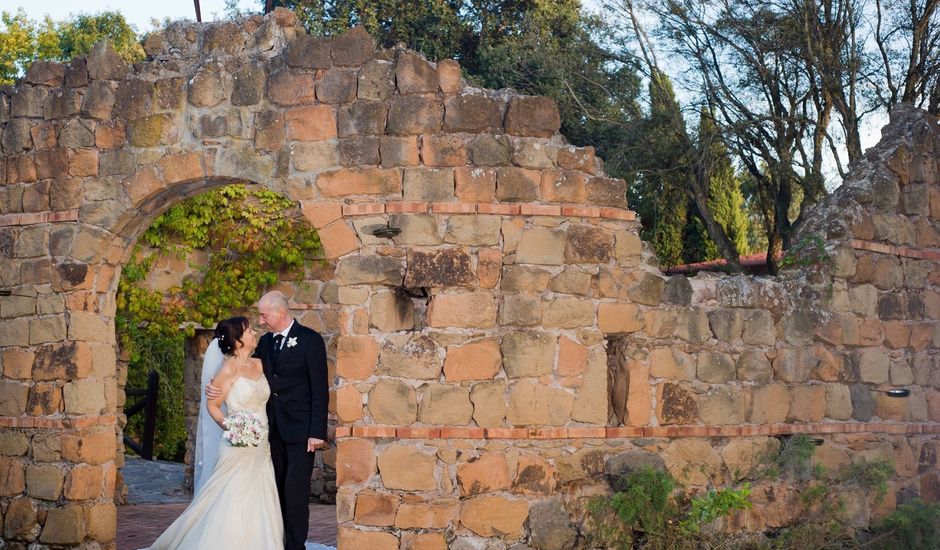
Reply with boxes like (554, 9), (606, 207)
(209, 291), (329, 550)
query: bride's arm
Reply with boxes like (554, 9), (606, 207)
(207, 362), (236, 429)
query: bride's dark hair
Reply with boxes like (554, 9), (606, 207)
(215, 316), (249, 356)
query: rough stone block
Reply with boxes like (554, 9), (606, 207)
(335, 335), (379, 380)
(40, 505), (85, 545)
(188, 63), (229, 108)
(507, 380), (573, 425)
(542, 297), (594, 328)
(338, 101), (386, 137)
(358, 60), (395, 101)
(460, 496), (529, 538)
(454, 166), (497, 202)
(231, 64), (265, 106)
(564, 225), (613, 264)
(736, 350), (773, 383)
(387, 96), (443, 135)
(336, 384), (363, 422)
(422, 134), (469, 167)
(336, 438), (376, 484)
(380, 136), (420, 167)
(285, 34), (331, 69)
(501, 266), (551, 292)
(368, 379), (417, 424)
(496, 167), (540, 202)
(749, 383), (789, 423)
(316, 68), (358, 104)
(597, 302), (643, 334)
(378, 334), (442, 379)
(444, 94), (503, 133)
(586, 176), (627, 208)
(541, 170), (587, 203)
(698, 386), (746, 425)
(369, 290), (415, 331)
(516, 227), (565, 265)
(502, 331), (554, 378)
(444, 339), (501, 382)
(404, 248), (474, 288)
(26, 463), (63, 500)
(741, 309), (775, 345)
(427, 291), (497, 328)
(354, 491), (400, 526)
(505, 96), (560, 137)
(649, 348), (695, 380)
(457, 453), (511, 496)
(286, 105), (336, 141)
(856, 348), (890, 383)
(267, 70), (316, 106)
(338, 136), (381, 166)
(470, 380), (507, 427)
(418, 383), (473, 424)
(317, 168), (401, 197)
(788, 385), (826, 422)
(378, 444), (436, 490)
(396, 51), (438, 94)
(291, 141), (338, 171)
(468, 135), (512, 166)
(0, 456), (26, 496)
(772, 347), (818, 383)
(403, 168), (454, 201)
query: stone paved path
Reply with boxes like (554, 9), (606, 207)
(118, 457), (336, 550)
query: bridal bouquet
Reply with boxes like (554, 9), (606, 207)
(222, 411), (267, 447)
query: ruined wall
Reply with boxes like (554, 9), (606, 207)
(0, 6), (937, 549)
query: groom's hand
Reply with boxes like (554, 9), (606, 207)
(307, 438), (325, 452)
(205, 381), (222, 400)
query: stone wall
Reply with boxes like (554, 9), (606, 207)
(0, 7), (937, 549)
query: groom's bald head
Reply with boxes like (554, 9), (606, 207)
(258, 291), (291, 332)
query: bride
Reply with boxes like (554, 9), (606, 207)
(148, 316), (283, 549)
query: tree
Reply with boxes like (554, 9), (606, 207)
(0, 9), (143, 85)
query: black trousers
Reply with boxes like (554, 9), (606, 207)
(270, 421), (315, 550)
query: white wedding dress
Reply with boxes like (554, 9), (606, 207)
(148, 375), (283, 549)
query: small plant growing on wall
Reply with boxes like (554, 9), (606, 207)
(117, 184), (323, 460)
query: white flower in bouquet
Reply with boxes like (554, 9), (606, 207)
(222, 411), (267, 447)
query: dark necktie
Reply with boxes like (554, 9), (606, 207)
(272, 334), (284, 357)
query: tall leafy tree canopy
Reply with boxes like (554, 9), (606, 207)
(0, 9), (143, 85)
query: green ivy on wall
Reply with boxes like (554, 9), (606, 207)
(117, 184), (323, 460)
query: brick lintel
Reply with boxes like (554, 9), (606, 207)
(334, 421), (940, 440)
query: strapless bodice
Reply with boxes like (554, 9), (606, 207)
(225, 376), (270, 426)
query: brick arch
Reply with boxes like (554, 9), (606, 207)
(2, 7), (938, 549)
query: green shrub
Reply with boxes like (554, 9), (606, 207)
(866, 499), (940, 549)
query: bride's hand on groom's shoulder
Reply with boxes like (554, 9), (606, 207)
(205, 381), (222, 400)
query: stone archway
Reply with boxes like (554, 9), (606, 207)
(2, 7), (939, 549)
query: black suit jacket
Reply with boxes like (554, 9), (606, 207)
(255, 320), (329, 443)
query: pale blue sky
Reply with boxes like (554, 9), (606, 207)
(9, 0), (258, 32)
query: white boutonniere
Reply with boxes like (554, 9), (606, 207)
(286, 337), (298, 349)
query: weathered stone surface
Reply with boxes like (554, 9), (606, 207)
(514, 454), (556, 495)
(444, 94), (503, 133)
(286, 34), (332, 69)
(336, 438), (376, 484)
(390, 214), (443, 245)
(368, 379), (418, 424)
(742, 309), (775, 345)
(527, 499), (577, 550)
(542, 297), (593, 328)
(507, 380), (573, 425)
(338, 100), (386, 137)
(468, 135), (512, 166)
(337, 527), (398, 549)
(397, 51), (438, 94)
(662, 439), (722, 486)
(335, 255), (402, 285)
(40, 506), (85, 544)
(387, 96), (443, 134)
(549, 268), (592, 295)
(419, 383), (473, 424)
(268, 69), (316, 105)
(403, 167), (454, 201)
(749, 383), (789, 423)
(336, 335), (379, 380)
(339, 135), (383, 166)
(698, 386), (747, 425)
(505, 96), (560, 137)
(597, 302), (644, 334)
(460, 496), (529, 538)
(317, 68), (358, 104)
(496, 167), (541, 202)
(722, 438), (778, 481)
(354, 491), (400, 526)
(369, 290), (415, 331)
(358, 60), (395, 101)
(378, 334), (442, 379)
(396, 497), (458, 530)
(336, 384), (363, 422)
(856, 348), (890, 383)
(736, 350), (773, 383)
(500, 293), (542, 326)
(427, 291), (498, 328)
(378, 444), (436, 490)
(564, 225), (613, 264)
(471, 380), (507, 427)
(649, 348), (695, 380)
(772, 347), (818, 383)
(457, 453), (511, 495)
(444, 215), (501, 246)
(444, 339), (501, 381)
(516, 227), (566, 265)
(513, 139), (556, 169)
(502, 332), (554, 378)
(656, 383), (698, 425)
(605, 450), (666, 479)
